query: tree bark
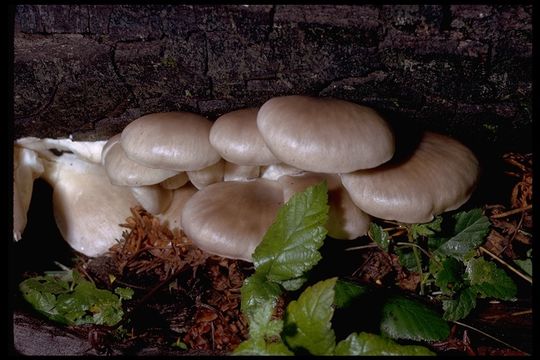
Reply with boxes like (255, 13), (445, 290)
(13, 5), (532, 154)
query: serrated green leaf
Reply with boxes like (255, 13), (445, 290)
(434, 209), (490, 260)
(19, 272), (128, 326)
(411, 216), (443, 239)
(428, 236), (449, 252)
(246, 300), (283, 339)
(396, 247), (418, 271)
(431, 257), (464, 295)
(380, 295), (450, 341)
(253, 181), (329, 284)
(114, 287), (134, 300)
(334, 279), (367, 308)
(284, 277), (337, 355)
(19, 276), (70, 295)
(279, 276), (307, 292)
(334, 332), (435, 356)
(442, 287), (477, 321)
(465, 257), (517, 300)
(240, 273), (282, 317)
(369, 223), (390, 251)
(233, 337), (293, 356)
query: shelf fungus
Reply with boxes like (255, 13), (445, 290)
(14, 137), (139, 257)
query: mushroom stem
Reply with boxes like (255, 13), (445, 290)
(13, 146), (44, 241)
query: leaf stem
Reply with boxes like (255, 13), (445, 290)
(453, 320), (528, 355)
(395, 242), (437, 262)
(479, 246), (532, 284)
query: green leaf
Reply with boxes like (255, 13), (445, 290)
(246, 300), (283, 339)
(233, 337), (293, 356)
(395, 247), (418, 271)
(431, 257), (464, 295)
(434, 209), (491, 260)
(240, 273), (282, 318)
(442, 287), (477, 321)
(369, 223), (390, 251)
(334, 279), (367, 308)
(465, 257), (517, 300)
(284, 277), (337, 355)
(334, 332), (435, 356)
(115, 287), (134, 300)
(380, 295), (450, 341)
(253, 181), (329, 287)
(19, 272), (129, 326)
(514, 259), (532, 277)
(411, 216), (443, 239)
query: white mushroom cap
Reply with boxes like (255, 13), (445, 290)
(102, 134), (178, 186)
(278, 172), (371, 240)
(209, 108), (280, 166)
(130, 185), (173, 215)
(260, 163), (304, 181)
(157, 184), (198, 231)
(121, 112), (221, 171)
(187, 159), (225, 190)
(340, 131), (480, 224)
(223, 162), (260, 182)
(181, 179), (284, 262)
(39, 152), (139, 257)
(257, 96), (395, 173)
(160, 172), (189, 190)
(16, 137), (106, 164)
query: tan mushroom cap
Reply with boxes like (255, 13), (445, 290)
(181, 179), (284, 262)
(121, 112), (221, 171)
(157, 184), (198, 231)
(130, 185), (173, 215)
(223, 162), (260, 182)
(160, 172), (189, 190)
(340, 131), (480, 224)
(187, 159), (225, 189)
(209, 108), (280, 166)
(102, 134), (178, 186)
(257, 96), (395, 173)
(278, 172), (371, 240)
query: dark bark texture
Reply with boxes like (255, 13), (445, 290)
(13, 5), (532, 154)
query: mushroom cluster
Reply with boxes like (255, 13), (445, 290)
(14, 95), (480, 262)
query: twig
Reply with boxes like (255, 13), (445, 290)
(511, 310), (533, 317)
(490, 205), (532, 219)
(453, 320), (528, 355)
(479, 246), (532, 284)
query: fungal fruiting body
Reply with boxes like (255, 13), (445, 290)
(14, 97), (479, 261)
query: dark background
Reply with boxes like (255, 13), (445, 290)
(13, 4), (532, 156)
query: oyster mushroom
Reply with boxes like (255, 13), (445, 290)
(181, 179), (284, 261)
(121, 111), (221, 171)
(278, 172), (371, 240)
(13, 145), (44, 241)
(15, 138), (139, 257)
(340, 131), (480, 223)
(257, 96), (395, 173)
